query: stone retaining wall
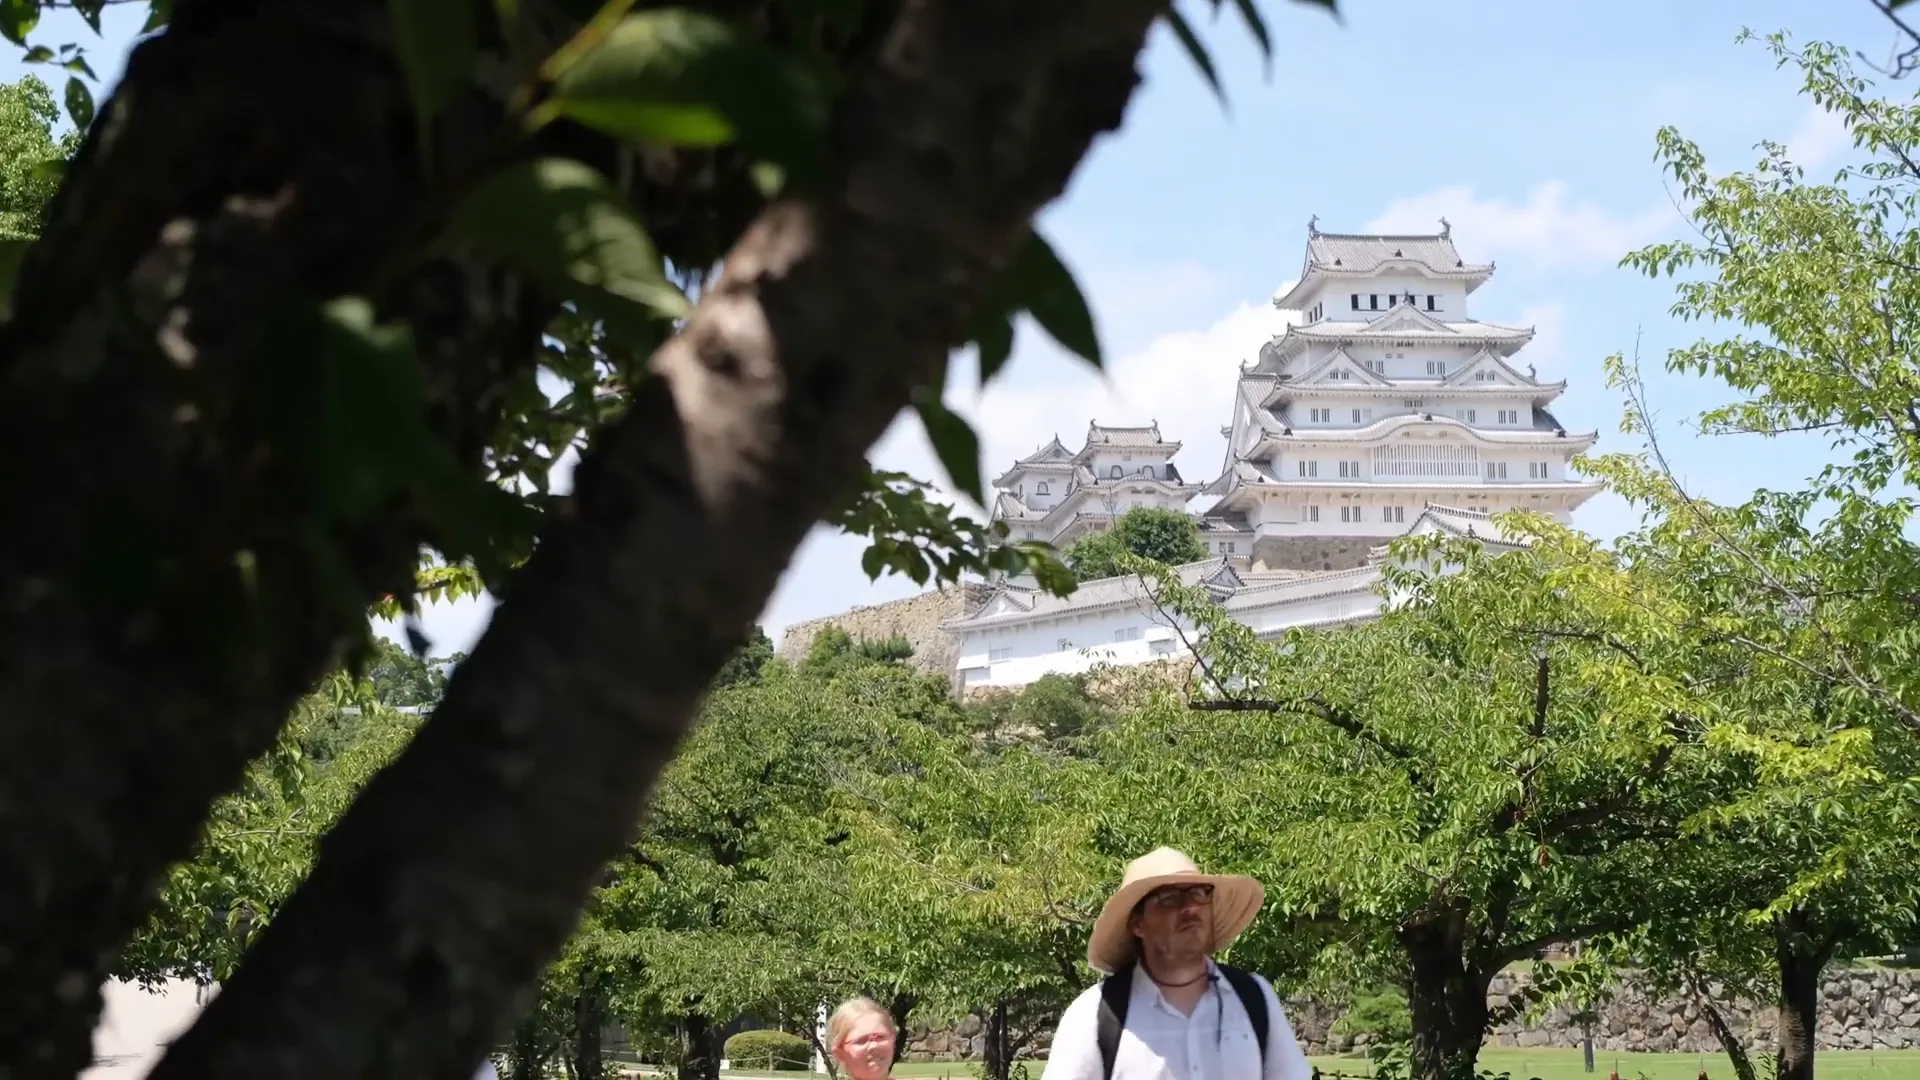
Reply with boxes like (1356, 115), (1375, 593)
(776, 583), (993, 682)
(901, 969), (1920, 1061)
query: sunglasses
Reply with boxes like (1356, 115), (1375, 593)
(1144, 884), (1215, 910)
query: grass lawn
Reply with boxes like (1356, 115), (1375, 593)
(1309, 1050), (1920, 1080)
(855, 1051), (1920, 1080)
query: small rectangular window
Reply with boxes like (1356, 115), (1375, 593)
(1426, 295), (1437, 311)
(989, 646), (1012, 662)
(1382, 505), (1405, 523)
(1498, 409), (1520, 425)
(1369, 294), (1379, 310)
(1114, 627), (1141, 643)
(1426, 360), (1448, 376)
(1486, 462), (1507, 480)
(1225, 542), (1236, 553)
(1351, 294), (1361, 310)
(1298, 460), (1319, 478)
(1367, 359), (1385, 374)
(1307, 505), (1321, 522)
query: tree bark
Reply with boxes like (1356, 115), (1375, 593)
(1403, 917), (1492, 1080)
(1774, 911), (1832, 1080)
(1684, 968), (1756, 1080)
(888, 991), (919, 1066)
(682, 1015), (722, 1080)
(140, 0), (1167, 1077)
(0, 1), (559, 1070)
(572, 978), (605, 1080)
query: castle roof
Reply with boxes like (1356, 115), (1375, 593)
(1275, 223), (1494, 309)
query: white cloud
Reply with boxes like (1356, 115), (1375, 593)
(1514, 302), (1567, 373)
(1785, 103), (1853, 173)
(1366, 182), (1672, 268)
(759, 293), (1301, 639)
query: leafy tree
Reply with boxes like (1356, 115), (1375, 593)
(963, 671), (1110, 746)
(0, 0), (1353, 1069)
(1119, 530), (1760, 1080)
(1064, 507), (1209, 581)
(1599, 32), (1920, 1080)
(0, 75), (76, 241)
(713, 625), (775, 690)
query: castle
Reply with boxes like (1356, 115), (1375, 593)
(779, 224), (1601, 689)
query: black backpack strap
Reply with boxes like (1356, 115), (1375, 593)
(1096, 963), (1133, 1080)
(1216, 964), (1270, 1064)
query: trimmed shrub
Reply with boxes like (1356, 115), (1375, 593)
(725, 1029), (813, 1071)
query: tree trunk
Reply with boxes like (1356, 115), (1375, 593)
(132, 0), (1166, 1076)
(888, 991), (919, 1066)
(682, 1015), (722, 1080)
(573, 980), (606, 1080)
(983, 1000), (1012, 1080)
(1774, 911), (1830, 1080)
(1684, 969), (1756, 1080)
(0, 0), (556, 1068)
(1403, 923), (1492, 1080)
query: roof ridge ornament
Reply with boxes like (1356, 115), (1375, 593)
(1439, 216), (1451, 239)
(1308, 214), (1320, 238)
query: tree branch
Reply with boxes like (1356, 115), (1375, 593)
(145, 1), (1168, 1076)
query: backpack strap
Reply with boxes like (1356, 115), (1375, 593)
(1216, 963), (1270, 1065)
(1095, 963), (1133, 1080)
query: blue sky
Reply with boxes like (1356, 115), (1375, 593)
(6, 0), (1904, 655)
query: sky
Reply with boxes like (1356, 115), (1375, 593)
(5, 0), (1907, 656)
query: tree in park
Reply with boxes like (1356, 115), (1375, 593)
(0, 0), (1341, 1073)
(1587, 31), (1920, 1080)
(1063, 506), (1211, 582)
(0, 75), (77, 241)
(1119, 531), (1758, 1080)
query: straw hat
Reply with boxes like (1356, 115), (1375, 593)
(1086, 847), (1265, 975)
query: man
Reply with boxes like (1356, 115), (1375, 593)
(1041, 848), (1312, 1080)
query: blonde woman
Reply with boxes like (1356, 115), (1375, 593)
(827, 997), (899, 1080)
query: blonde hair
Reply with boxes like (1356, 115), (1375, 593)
(826, 996), (897, 1052)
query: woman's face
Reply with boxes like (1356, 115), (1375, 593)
(834, 1015), (897, 1080)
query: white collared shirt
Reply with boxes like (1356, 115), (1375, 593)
(1039, 961), (1312, 1080)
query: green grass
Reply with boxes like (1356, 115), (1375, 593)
(686, 1050), (1920, 1080)
(1309, 1050), (1920, 1080)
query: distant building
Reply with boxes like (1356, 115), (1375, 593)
(945, 223), (1596, 690)
(989, 421), (1203, 551)
(1204, 219), (1601, 572)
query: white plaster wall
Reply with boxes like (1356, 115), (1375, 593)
(955, 607), (1190, 688)
(84, 979), (212, 1079)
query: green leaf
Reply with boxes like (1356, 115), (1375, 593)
(913, 391), (983, 506)
(1230, 0), (1273, 71)
(0, 238), (29, 320)
(73, 0), (102, 33)
(0, 0), (37, 46)
(388, 0), (479, 141)
(966, 311), (1015, 384)
(548, 9), (829, 180)
(1006, 231), (1102, 368)
(1164, 9), (1224, 107)
(448, 156), (689, 333)
(64, 76), (94, 131)
(22, 44), (51, 62)
(142, 0), (176, 33)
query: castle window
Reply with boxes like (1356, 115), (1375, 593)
(989, 646), (1012, 662)
(1110, 465), (1123, 478)
(1351, 294), (1361, 310)
(1140, 465), (1156, 478)
(1383, 505), (1405, 523)
(1369, 294), (1379, 310)
(1035, 482), (1050, 496)
(1498, 409), (1520, 424)
(1530, 461), (1550, 479)
(1426, 294), (1437, 311)
(1307, 505), (1321, 522)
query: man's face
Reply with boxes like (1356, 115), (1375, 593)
(1130, 883), (1215, 958)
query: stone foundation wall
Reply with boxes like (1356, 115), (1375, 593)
(1252, 536), (1376, 573)
(900, 969), (1920, 1060)
(776, 583), (994, 682)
